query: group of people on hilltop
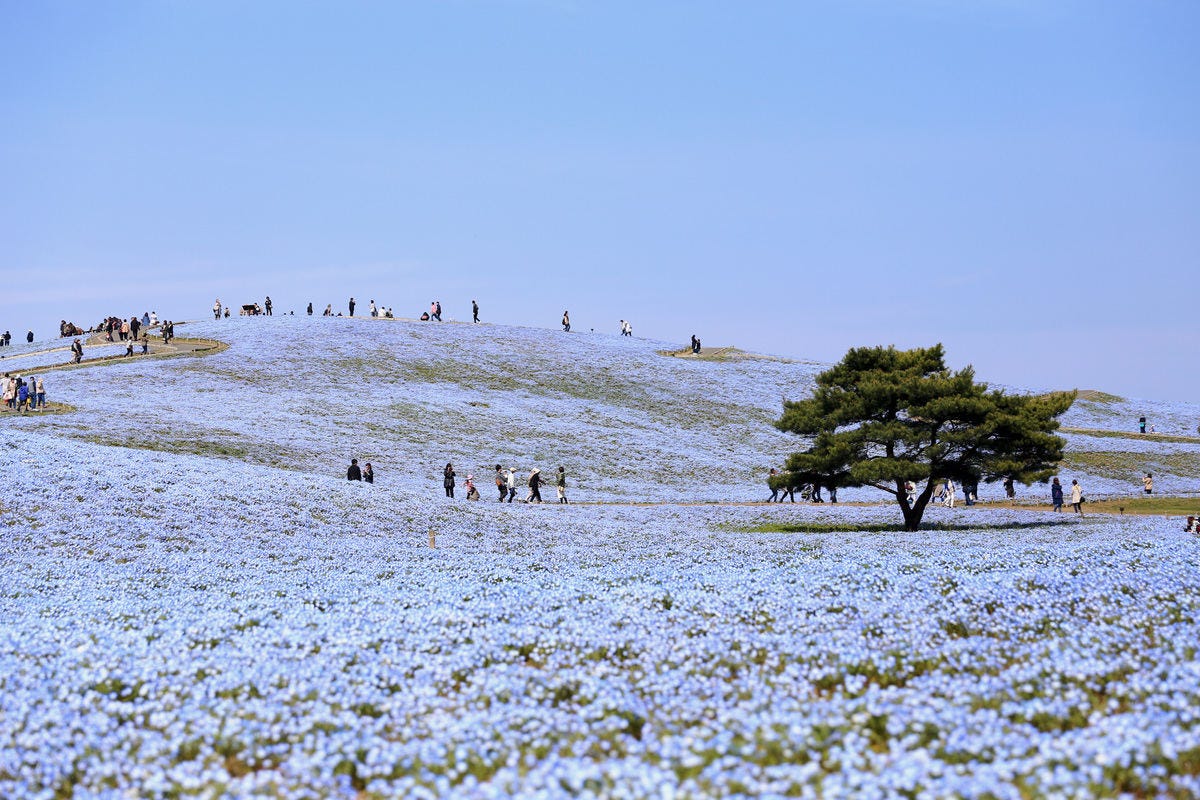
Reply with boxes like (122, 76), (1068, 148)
(219, 295), (684, 347)
(2, 373), (46, 413)
(0, 331), (13, 347)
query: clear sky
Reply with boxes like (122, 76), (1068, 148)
(2, 1), (1197, 399)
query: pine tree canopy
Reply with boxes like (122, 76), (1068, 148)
(774, 344), (1075, 531)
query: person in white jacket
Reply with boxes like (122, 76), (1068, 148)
(505, 468), (517, 503)
(944, 479), (956, 508)
(1070, 479), (1084, 516)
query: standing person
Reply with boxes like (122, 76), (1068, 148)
(505, 467), (517, 503)
(265, 296), (273, 315)
(494, 465), (506, 502)
(963, 479), (976, 506)
(526, 468), (543, 503)
(1003, 477), (1015, 499)
(34, 376), (45, 410)
(779, 481), (795, 502)
(556, 466), (568, 504)
(214, 299), (222, 320)
(347, 458), (362, 481)
(26, 330), (33, 343)
(828, 484), (838, 503)
(561, 311), (570, 332)
(349, 297), (356, 317)
(944, 479), (956, 508)
(435, 301), (442, 321)
(905, 481), (917, 506)
(767, 468), (780, 502)
(1139, 416), (1147, 434)
(307, 302), (313, 316)
(1070, 479), (1084, 516)
(130, 316), (141, 340)
(363, 463), (374, 484)
(369, 300), (377, 318)
(472, 300), (479, 324)
(443, 463), (456, 498)
(1051, 477), (1064, 512)
(1143, 473), (1153, 495)
(324, 304), (332, 316)
(72, 338), (83, 363)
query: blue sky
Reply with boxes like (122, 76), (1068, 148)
(2, 1), (1197, 399)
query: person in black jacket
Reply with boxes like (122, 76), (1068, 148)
(347, 458), (362, 481)
(443, 463), (456, 497)
(363, 463), (374, 484)
(526, 468), (543, 503)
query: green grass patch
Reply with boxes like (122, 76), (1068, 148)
(1077, 496), (1200, 516)
(1064, 427), (1200, 445)
(1074, 389), (1125, 403)
(1064, 451), (1200, 482)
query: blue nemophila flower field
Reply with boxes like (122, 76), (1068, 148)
(2, 316), (1199, 797)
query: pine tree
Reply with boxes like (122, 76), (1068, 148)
(774, 344), (1075, 531)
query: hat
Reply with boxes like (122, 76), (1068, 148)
(531, 468), (540, 474)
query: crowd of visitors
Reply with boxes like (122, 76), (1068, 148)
(2, 374), (46, 413)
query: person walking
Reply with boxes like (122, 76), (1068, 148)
(944, 479), (956, 508)
(34, 376), (45, 410)
(1070, 479), (1084, 516)
(494, 465), (507, 502)
(349, 297), (356, 317)
(472, 300), (480, 323)
(347, 458), (362, 481)
(526, 468), (543, 503)
(1051, 477), (1064, 512)
(767, 469), (780, 502)
(779, 482), (795, 502)
(214, 299), (222, 320)
(561, 311), (570, 332)
(363, 463), (374, 484)
(443, 463), (456, 498)
(1143, 473), (1153, 495)
(307, 302), (313, 316)
(71, 338), (83, 363)
(505, 467), (517, 503)
(556, 467), (568, 504)
(16, 380), (29, 414)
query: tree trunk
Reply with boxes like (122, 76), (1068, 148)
(898, 481), (935, 531)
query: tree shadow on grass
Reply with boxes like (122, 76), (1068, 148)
(741, 519), (1081, 534)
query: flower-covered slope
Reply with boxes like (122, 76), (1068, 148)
(2, 430), (1200, 798)
(6, 315), (1199, 501)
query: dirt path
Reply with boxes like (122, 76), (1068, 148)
(1, 330), (226, 377)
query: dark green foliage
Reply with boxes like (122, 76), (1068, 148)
(774, 344), (1074, 530)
